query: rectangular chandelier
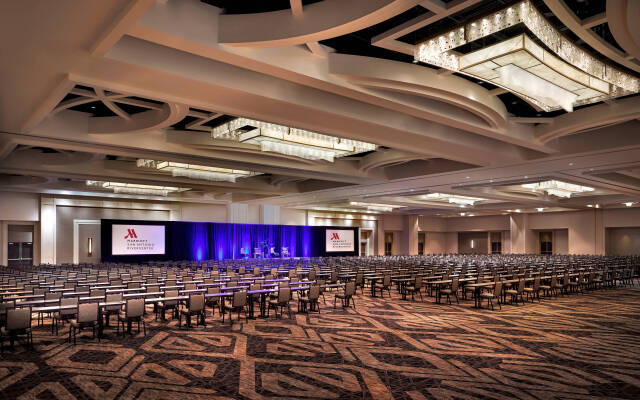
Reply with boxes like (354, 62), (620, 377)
(349, 201), (405, 212)
(422, 193), (487, 206)
(414, 0), (639, 112)
(86, 180), (188, 196)
(211, 117), (376, 162)
(136, 159), (258, 183)
(521, 180), (594, 198)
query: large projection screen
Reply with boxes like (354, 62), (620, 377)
(325, 229), (355, 252)
(112, 224), (166, 255)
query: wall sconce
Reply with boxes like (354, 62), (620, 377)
(88, 237), (93, 256)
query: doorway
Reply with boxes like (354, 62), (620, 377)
(8, 225), (34, 267)
(540, 231), (553, 255)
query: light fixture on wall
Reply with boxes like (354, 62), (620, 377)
(212, 117), (376, 162)
(88, 237), (93, 256)
(521, 180), (594, 198)
(414, 0), (639, 112)
(86, 180), (189, 196)
(136, 159), (258, 183)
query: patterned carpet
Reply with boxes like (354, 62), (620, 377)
(2, 287), (640, 399)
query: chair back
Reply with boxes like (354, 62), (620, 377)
(517, 279), (525, 292)
(45, 292), (61, 301)
(60, 297), (78, 316)
(308, 270), (317, 281)
(127, 282), (140, 289)
(90, 289), (105, 297)
(34, 288), (46, 295)
(270, 268), (278, 276)
(278, 287), (291, 302)
(6, 307), (31, 330)
(355, 272), (364, 285)
(146, 285), (159, 293)
(383, 274), (391, 286)
(184, 283), (197, 290)
(451, 278), (459, 291)
(308, 284), (320, 300)
(330, 270), (338, 282)
(414, 275), (423, 289)
(250, 283), (261, 291)
(164, 290), (179, 306)
(344, 281), (356, 296)
(253, 267), (261, 276)
(126, 298), (144, 318)
(77, 303), (98, 323)
(207, 286), (221, 295)
(238, 267), (246, 275)
(105, 293), (123, 311)
(64, 282), (76, 289)
(188, 294), (205, 312)
(233, 291), (247, 307)
(494, 281), (503, 296)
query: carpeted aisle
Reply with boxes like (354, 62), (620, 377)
(2, 288), (640, 399)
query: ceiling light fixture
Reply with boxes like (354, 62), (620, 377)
(422, 193), (486, 206)
(624, 202), (634, 207)
(414, 0), (639, 112)
(537, 207), (544, 212)
(521, 180), (594, 198)
(349, 201), (404, 212)
(86, 180), (188, 196)
(212, 118), (376, 162)
(136, 159), (257, 183)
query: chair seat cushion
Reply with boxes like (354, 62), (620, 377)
(479, 293), (494, 298)
(440, 289), (453, 294)
(504, 290), (517, 295)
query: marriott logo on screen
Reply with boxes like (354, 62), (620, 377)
(329, 232), (340, 240)
(124, 229), (138, 239)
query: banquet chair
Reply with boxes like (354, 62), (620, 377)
(480, 281), (502, 310)
(439, 278), (459, 305)
(268, 287), (292, 319)
(118, 298), (146, 337)
(354, 272), (365, 294)
(205, 287), (222, 317)
(69, 303), (99, 345)
(298, 284), (320, 313)
(1, 307), (32, 351)
(156, 290), (179, 321)
(523, 276), (542, 302)
(104, 293), (123, 326)
(334, 281), (356, 309)
(373, 274), (392, 297)
(405, 276), (424, 301)
(506, 279), (526, 305)
(223, 291), (248, 323)
(179, 294), (205, 329)
(52, 297), (78, 335)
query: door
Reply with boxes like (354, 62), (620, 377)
(7, 225), (34, 267)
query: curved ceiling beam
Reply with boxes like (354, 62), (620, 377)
(535, 95), (640, 143)
(606, 0), (640, 62)
(88, 102), (189, 134)
(543, 0), (640, 73)
(218, 0), (421, 48)
(359, 149), (426, 173)
(329, 53), (508, 130)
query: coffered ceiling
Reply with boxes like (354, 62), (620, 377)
(0, 0), (639, 216)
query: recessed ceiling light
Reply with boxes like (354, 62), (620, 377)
(587, 204), (593, 207)
(515, 209), (521, 213)
(569, 162), (574, 166)
(624, 202), (633, 207)
(537, 207), (544, 212)
(511, 101), (517, 105)
(91, 106), (96, 109)
(460, 212), (466, 216)
(595, 204), (600, 208)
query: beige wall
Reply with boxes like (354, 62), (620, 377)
(280, 208), (306, 225)
(458, 231), (488, 254)
(0, 192), (39, 221)
(180, 203), (227, 222)
(606, 228), (640, 255)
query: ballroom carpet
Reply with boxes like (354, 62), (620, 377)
(2, 287), (640, 399)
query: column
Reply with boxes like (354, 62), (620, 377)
(40, 196), (56, 264)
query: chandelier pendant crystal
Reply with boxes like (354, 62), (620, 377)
(414, 0), (639, 112)
(211, 118), (376, 162)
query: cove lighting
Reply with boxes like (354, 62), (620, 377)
(414, 0), (639, 112)
(86, 180), (188, 196)
(423, 193), (486, 206)
(212, 118), (376, 162)
(521, 180), (594, 198)
(136, 159), (257, 183)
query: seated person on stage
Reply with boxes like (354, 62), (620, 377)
(281, 247), (290, 257)
(270, 247), (280, 257)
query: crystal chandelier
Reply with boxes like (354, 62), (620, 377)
(136, 159), (257, 183)
(86, 180), (188, 196)
(414, 0), (639, 112)
(521, 180), (594, 198)
(211, 118), (376, 162)
(349, 201), (405, 212)
(422, 193), (487, 206)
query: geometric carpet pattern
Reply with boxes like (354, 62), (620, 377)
(2, 287), (640, 399)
